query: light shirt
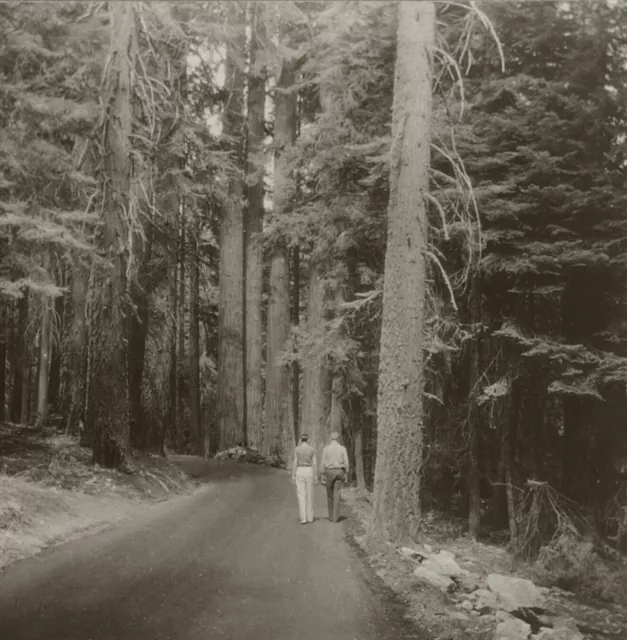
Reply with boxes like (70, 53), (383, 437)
(294, 442), (315, 467)
(321, 441), (349, 473)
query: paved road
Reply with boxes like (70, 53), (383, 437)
(0, 458), (425, 640)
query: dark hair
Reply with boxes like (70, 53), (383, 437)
(300, 433), (309, 441)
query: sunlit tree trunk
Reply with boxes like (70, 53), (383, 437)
(371, 1), (435, 541)
(244, 2), (266, 451)
(91, 1), (135, 468)
(263, 41), (296, 464)
(216, 3), (246, 450)
(301, 260), (332, 465)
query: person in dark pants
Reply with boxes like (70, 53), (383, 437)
(320, 432), (349, 523)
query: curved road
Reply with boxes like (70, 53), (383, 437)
(0, 459), (425, 640)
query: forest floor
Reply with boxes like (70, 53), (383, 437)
(343, 489), (627, 640)
(0, 422), (198, 571)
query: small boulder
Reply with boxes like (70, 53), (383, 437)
(414, 566), (455, 592)
(427, 550), (469, 578)
(470, 588), (500, 612)
(532, 618), (583, 640)
(399, 546), (428, 562)
(487, 574), (546, 612)
(458, 599), (474, 611)
(493, 616), (531, 640)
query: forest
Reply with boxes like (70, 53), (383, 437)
(2, 0), (627, 566)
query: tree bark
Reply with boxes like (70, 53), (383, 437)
(216, 3), (246, 450)
(10, 290), (28, 423)
(263, 43), (296, 464)
(291, 246), (301, 440)
(244, 2), (266, 451)
(371, 1), (435, 542)
(91, 1), (135, 468)
(48, 287), (64, 414)
(0, 302), (6, 423)
(189, 214), (201, 453)
(301, 261), (332, 467)
(177, 215), (186, 435)
(35, 251), (53, 429)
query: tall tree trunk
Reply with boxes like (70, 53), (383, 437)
(91, 1), (135, 468)
(177, 215), (186, 435)
(216, 3), (246, 450)
(263, 42), (296, 464)
(291, 246), (301, 440)
(35, 251), (53, 429)
(371, 1), (435, 542)
(244, 2), (266, 451)
(0, 302), (6, 422)
(189, 214), (201, 453)
(301, 261), (332, 466)
(48, 288), (64, 414)
(167, 243), (178, 449)
(10, 290), (28, 423)
(467, 283), (482, 540)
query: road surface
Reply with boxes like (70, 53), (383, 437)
(0, 459), (425, 639)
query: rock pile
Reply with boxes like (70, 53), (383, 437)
(399, 545), (584, 640)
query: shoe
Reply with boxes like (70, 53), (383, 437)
(300, 521), (306, 525)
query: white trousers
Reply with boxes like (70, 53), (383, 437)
(295, 466), (314, 523)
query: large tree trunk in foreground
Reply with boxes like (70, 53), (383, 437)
(301, 261), (332, 466)
(263, 49), (296, 465)
(244, 3), (266, 450)
(0, 302), (6, 422)
(371, 1), (435, 542)
(90, 2), (135, 468)
(216, 3), (246, 450)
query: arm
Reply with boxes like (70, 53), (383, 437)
(292, 452), (297, 483)
(342, 446), (350, 476)
(312, 454), (318, 482)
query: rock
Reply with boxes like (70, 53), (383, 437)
(487, 574), (546, 612)
(422, 551), (469, 578)
(470, 588), (501, 612)
(493, 616), (531, 640)
(399, 546), (427, 562)
(414, 566), (455, 592)
(450, 611), (470, 621)
(532, 617), (584, 640)
(457, 572), (482, 593)
(458, 599), (474, 611)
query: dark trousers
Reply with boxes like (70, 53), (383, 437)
(324, 468), (345, 522)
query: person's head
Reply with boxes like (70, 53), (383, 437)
(300, 433), (309, 443)
(330, 431), (340, 442)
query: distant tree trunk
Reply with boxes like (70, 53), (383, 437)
(177, 215), (186, 434)
(189, 214), (201, 453)
(263, 44), (296, 464)
(35, 252), (54, 429)
(371, 1), (435, 542)
(48, 288), (64, 414)
(10, 290), (28, 423)
(66, 267), (89, 435)
(0, 302), (6, 422)
(301, 260), (332, 465)
(167, 242), (178, 448)
(217, 3), (246, 450)
(291, 246), (301, 440)
(354, 429), (366, 491)
(244, 2), (266, 451)
(91, 1), (135, 468)
(467, 283), (482, 540)
(22, 362), (32, 426)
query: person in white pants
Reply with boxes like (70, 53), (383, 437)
(292, 433), (317, 524)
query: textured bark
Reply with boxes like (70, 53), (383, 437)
(66, 267), (89, 434)
(301, 261), (332, 464)
(189, 214), (201, 453)
(177, 216), (186, 432)
(291, 246), (301, 440)
(263, 49), (296, 464)
(48, 289), (64, 413)
(167, 243), (178, 447)
(371, 1), (434, 542)
(216, 3), (246, 449)
(354, 429), (366, 491)
(35, 251), (53, 428)
(10, 290), (28, 423)
(91, 2), (135, 468)
(244, 3), (266, 450)
(0, 303), (6, 422)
